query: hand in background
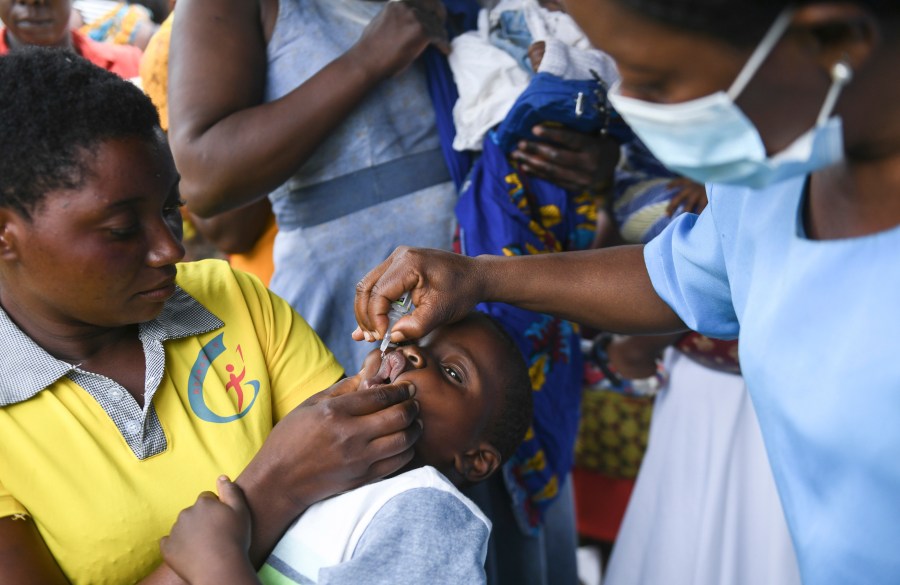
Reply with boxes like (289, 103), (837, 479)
(665, 177), (708, 216)
(161, 477), (258, 585)
(512, 124), (621, 193)
(352, 0), (449, 78)
(604, 334), (683, 380)
(527, 41), (546, 72)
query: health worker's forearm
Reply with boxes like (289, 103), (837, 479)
(476, 245), (686, 334)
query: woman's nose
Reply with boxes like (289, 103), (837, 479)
(147, 216), (186, 267)
(399, 345), (426, 369)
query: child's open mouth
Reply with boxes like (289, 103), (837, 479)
(375, 350), (410, 384)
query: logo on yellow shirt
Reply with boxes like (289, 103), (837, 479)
(188, 333), (260, 422)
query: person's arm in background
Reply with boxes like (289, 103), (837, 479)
(168, 0), (450, 217)
(187, 198), (274, 256)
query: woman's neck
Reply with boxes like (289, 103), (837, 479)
(5, 29), (73, 52)
(0, 287), (136, 365)
(805, 37), (900, 241)
(806, 151), (900, 240)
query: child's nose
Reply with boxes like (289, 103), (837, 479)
(400, 346), (426, 369)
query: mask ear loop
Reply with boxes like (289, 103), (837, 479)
(727, 7), (796, 101)
(816, 59), (853, 126)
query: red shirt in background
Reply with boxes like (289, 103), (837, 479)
(0, 28), (141, 79)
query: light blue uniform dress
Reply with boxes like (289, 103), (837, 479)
(644, 174), (900, 584)
(264, 0), (458, 370)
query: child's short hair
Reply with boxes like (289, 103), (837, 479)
(0, 47), (161, 217)
(476, 312), (534, 464)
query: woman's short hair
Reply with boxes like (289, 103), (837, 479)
(0, 47), (161, 217)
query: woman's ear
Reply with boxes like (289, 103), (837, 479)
(791, 3), (880, 74)
(0, 211), (22, 262)
(454, 443), (501, 484)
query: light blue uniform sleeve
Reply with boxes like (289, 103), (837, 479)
(318, 488), (489, 585)
(643, 201), (740, 339)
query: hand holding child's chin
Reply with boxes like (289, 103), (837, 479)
(359, 348), (387, 390)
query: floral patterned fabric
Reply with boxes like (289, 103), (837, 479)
(456, 132), (596, 530)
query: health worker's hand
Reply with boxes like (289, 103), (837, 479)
(511, 124), (621, 193)
(353, 246), (483, 345)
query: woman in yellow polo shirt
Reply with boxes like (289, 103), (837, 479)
(0, 49), (421, 584)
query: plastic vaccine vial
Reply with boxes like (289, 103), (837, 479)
(380, 291), (414, 355)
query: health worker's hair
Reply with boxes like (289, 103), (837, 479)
(613, 0), (895, 47)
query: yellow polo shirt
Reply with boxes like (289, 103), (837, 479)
(0, 260), (343, 584)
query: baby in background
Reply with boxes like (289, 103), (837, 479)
(161, 312), (534, 585)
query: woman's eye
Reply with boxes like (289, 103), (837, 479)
(443, 365), (462, 383)
(163, 198), (187, 215)
(620, 79), (668, 102)
(109, 225), (139, 239)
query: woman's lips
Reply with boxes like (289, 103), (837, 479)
(137, 282), (176, 302)
(14, 15), (57, 28)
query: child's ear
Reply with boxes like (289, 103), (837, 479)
(454, 442), (501, 484)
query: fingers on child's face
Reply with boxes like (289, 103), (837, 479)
(360, 349), (385, 386)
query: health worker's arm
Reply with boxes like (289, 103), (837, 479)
(354, 244), (687, 344)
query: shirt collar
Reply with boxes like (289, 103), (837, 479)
(0, 286), (223, 406)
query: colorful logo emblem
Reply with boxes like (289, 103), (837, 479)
(189, 333), (260, 423)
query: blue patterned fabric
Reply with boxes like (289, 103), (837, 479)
(428, 6), (596, 529)
(611, 138), (683, 244)
(424, 47), (471, 191)
(491, 74), (603, 154)
(456, 136), (595, 529)
(423, 0), (480, 190)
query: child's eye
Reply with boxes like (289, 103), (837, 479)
(443, 365), (463, 384)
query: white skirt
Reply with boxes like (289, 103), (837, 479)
(603, 349), (801, 585)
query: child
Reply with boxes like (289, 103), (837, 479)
(160, 312), (534, 585)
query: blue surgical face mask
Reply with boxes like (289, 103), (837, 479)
(607, 8), (851, 189)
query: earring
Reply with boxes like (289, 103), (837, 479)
(831, 59), (853, 86)
(816, 58), (853, 126)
